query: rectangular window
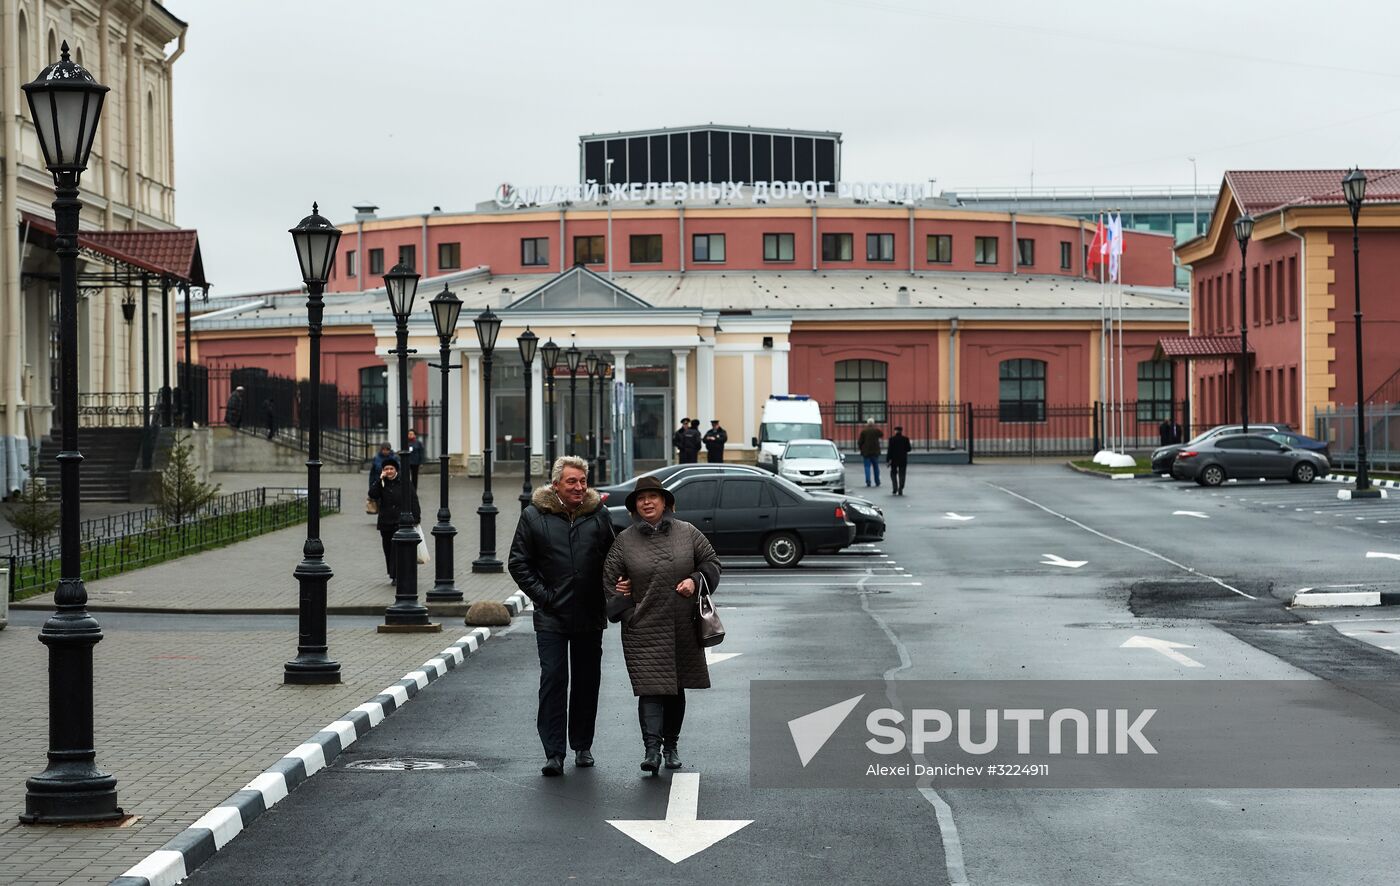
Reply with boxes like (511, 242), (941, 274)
(1252, 266), (1261, 326)
(822, 233), (853, 262)
(1017, 238), (1034, 267)
(629, 234), (663, 264)
(975, 236), (998, 265)
(398, 244), (416, 271)
(1060, 241), (1072, 270)
(834, 359), (888, 423)
(1276, 259), (1285, 321)
(1201, 278), (1211, 334)
(368, 248), (384, 276)
(865, 233), (895, 262)
(763, 232), (795, 262)
(1226, 273), (1233, 330)
(345, 250), (357, 278)
(438, 242), (460, 270)
(692, 233), (726, 263)
(998, 358), (1045, 422)
(573, 235), (604, 265)
(1136, 360), (1173, 422)
(1263, 263), (1273, 323)
(521, 237), (549, 266)
(1288, 256), (1298, 319)
(927, 234), (952, 263)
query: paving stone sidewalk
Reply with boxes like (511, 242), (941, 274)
(0, 470), (530, 884)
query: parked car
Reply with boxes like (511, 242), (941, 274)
(776, 439), (845, 494)
(600, 463), (885, 547)
(1151, 423), (1292, 474)
(1170, 433), (1330, 486)
(1265, 430), (1330, 463)
(607, 471), (857, 566)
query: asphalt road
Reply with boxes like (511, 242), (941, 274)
(184, 465), (1400, 885)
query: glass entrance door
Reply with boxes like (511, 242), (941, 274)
(633, 391), (670, 461)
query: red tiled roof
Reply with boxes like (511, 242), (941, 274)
(1225, 169), (1400, 216)
(21, 212), (208, 285)
(1155, 334), (1254, 359)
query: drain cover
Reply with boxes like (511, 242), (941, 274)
(344, 758), (476, 772)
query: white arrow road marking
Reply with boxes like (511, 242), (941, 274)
(1041, 553), (1087, 569)
(1173, 510), (1210, 519)
(944, 512), (975, 521)
(1120, 635), (1203, 667)
(1367, 551), (1400, 562)
(608, 773), (753, 864)
(705, 651), (742, 665)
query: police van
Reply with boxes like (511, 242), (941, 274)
(752, 394), (823, 472)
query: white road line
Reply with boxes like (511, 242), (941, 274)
(985, 482), (1257, 599)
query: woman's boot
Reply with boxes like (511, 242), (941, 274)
(639, 698), (664, 774)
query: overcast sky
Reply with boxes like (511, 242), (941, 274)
(169, 0), (1400, 294)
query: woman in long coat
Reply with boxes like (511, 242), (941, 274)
(604, 476), (722, 774)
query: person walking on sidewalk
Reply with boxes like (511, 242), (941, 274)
(887, 425), (911, 496)
(857, 418), (884, 487)
(703, 419), (728, 463)
(604, 476), (722, 774)
(223, 385), (246, 429)
(508, 455), (617, 777)
(405, 428), (427, 489)
(368, 458), (420, 583)
(263, 397), (278, 440)
(369, 442), (394, 496)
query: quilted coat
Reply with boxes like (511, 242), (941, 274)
(508, 485), (616, 634)
(603, 516), (722, 696)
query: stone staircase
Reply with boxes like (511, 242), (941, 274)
(32, 427), (145, 502)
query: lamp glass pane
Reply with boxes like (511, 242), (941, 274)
(518, 331), (538, 364)
(30, 93), (61, 168)
(431, 296), (462, 339)
(307, 230), (339, 283)
(53, 90), (91, 167)
(474, 310), (501, 352)
(565, 347), (582, 372)
(541, 341), (559, 369)
(586, 352), (599, 375)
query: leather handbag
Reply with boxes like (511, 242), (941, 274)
(694, 573), (724, 647)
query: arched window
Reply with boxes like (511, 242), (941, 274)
(1136, 360), (1173, 422)
(834, 359), (887, 424)
(999, 359), (1046, 422)
(74, 46), (83, 68)
(47, 30), (57, 68)
(17, 13), (29, 116)
(144, 92), (156, 177)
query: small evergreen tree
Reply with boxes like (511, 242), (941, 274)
(155, 434), (221, 525)
(5, 479), (60, 556)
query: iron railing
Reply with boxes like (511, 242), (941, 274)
(76, 393), (153, 429)
(4, 486), (341, 601)
(821, 403), (967, 452)
(1314, 404), (1400, 473)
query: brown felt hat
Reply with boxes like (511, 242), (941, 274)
(625, 475), (675, 513)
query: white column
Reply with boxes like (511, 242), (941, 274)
(698, 342), (716, 424)
(384, 356), (400, 445)
(672, 348), (689, 424)
(529, 358), (544, 475)
(467, 350), (482, 476)
(742, 351), (756, 446)
(611, 350), (629, 387)
(770, 346), (788, 396)
(447, 348), (464, 459)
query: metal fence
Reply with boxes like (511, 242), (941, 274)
(4, 486), (340, 601)
(821, 403), (968, 452)
(1314, 404), (1400, 472)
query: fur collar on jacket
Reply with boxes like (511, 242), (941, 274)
(531, 484), (603, 519)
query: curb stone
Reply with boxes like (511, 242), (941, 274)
(109, 590), (530, 886)
(1324, 473), (1400, 489)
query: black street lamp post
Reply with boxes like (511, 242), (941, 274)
(565, 342), (582, 456)
(284, 205), (343, 685)
(428, 285), (464, 601)
(472, 307), (504, 573)
(381, 264), (433, 628)
(1343, 168), (1380, 497)
(585, 351), (599, 482)
(1233, 214), (1254, 433)
(541, 338), (560, 468)
(518, 328), (538, 510)
(20, 42), (122, 824)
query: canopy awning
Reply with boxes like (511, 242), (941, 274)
(21, 211), (208, 286)
(1153, 334), (1254, 361)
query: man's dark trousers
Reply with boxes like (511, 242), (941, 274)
(889, 462), (907, 493)
(535, 629), (603, 757)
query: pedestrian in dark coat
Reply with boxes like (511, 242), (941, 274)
(367, 458), (420, 582)
(1159, 419), (1183, 446)
(887, 425), (912, 496)
(369, 442), (394, 495)
(405, 429), (427, 489)
(703, 420), (728, 463)
(677, 420), (703, 464)
(263, 397), (277, 440)
(673, 418), (690, 463)
(223, 386), (246, 429)
(603, 475), (722, 774)
(857, 418), (883, 487)
(508, 455), (618, 777)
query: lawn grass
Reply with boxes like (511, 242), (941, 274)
(1069, 457), (1154, 475)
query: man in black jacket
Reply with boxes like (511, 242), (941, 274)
(703, 419), (728, 463)
(887, 425), (912, 496)
(508, 455), (617, 777)
(405, 428), (427, 489)
(677, 419), (703, 464)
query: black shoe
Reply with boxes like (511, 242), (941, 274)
(541, 755), (565, 777)
(663, 747), (682, 770)
(640, 749), (661, 773)
(575, 749), (595, 768)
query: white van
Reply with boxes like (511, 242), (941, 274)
(752, 395), (823, 471)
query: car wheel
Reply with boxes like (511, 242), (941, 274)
(763, 531), (804, 568)
(1201, 464), (1225, 487)
(1293, 462), (1316, 484)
